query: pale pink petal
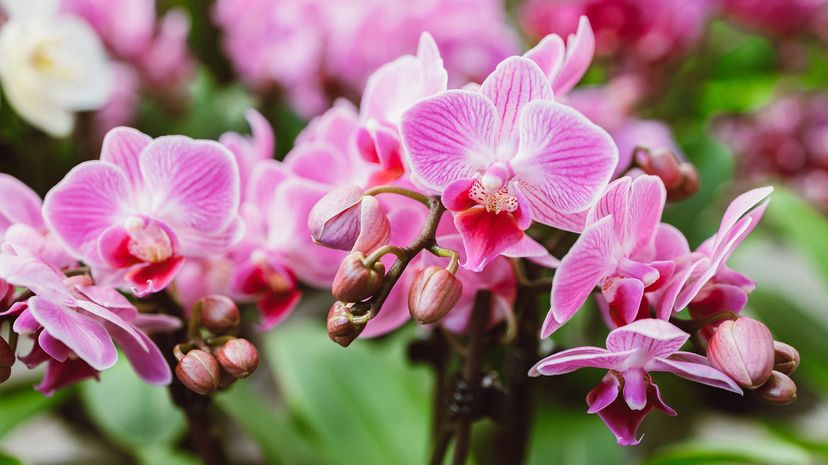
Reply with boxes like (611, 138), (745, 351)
(586, 177), (630, 232)
(99, 127), (152, 194)
(649, 352), (743, 394)
(553, 16), (595, 95)
(455, 206), (524, 272)
(605, 319), (689, 358)
(622, 368), (649, 410)
(712, 187), (773, 254)
(3, 224), (76, 270)
(43, 162), (131, 260)
(512, 100), (618, 218)
(529, 347), (637, 376)
(0, 251), (72, 302)
(245, 108), (275, 163)
(176, 216), (245, 257)
(545, 216), (617, 337)
(133, 313), (182, 333)
(653, 223), (690, 261)
(77, 285), (136, 316)
(401, 90), (497, 191)
(524, 34), (566, 83)
(625, 176), (666, 254)
(139, 136), (240, 234)
(27, 296), (117, 371)
(246, 160), (289, 214)
(284, 143), (349, 186)
(0, 173), (45, 233)
(39, 331), (72, 362)
(502, 235), (561, 268)
(441, 178), (477, 212)
(75, 300), (148, 352)
(352, 196), (391, 254)
(481, 56), (553, 150)
(307, 185), (364, 251)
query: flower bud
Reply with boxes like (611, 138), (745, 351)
(215, 338), (259, 379)
(327, 301), (365, 347)
(707, 318), (775, 390)
(308, 185), (390, 253)
(0, 366), (9, 384)
(197, 295), (240, 334)
(754, 371), (797, 406)
(773, 341), (800, 375)
(332, 253), (385, 303)
(635, 148), (699, 201)
(408, 266), (463, 324)
(175, 349), (221, 395)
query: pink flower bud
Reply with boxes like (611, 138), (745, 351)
(215, 338), (259, 379)
(327, 301), (365, 347)
(635, 148), (699, 201)
(754, 371), (797, 406)
(0, 337), (13, 368)
(408, 266), (463, 324)
(707, 318), (775, 390)
(773, 341), (800, 375)
(176, 349), (221, 395)
(308, 185), (390, 253)
(332, 252), (385, 303)
(197, 295), (240, 334)
(0, 366), (9, 384)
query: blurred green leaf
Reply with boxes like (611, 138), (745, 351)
(135, 446), (199, 465)
(0, 386), (68, 437)
(525, 408), (623, 465)
(80, 356), (185, 449)
(641, 440), (810, 465)
(267, 319), (432, 465)
(0, 451), (23, 465)
(216, 381), (320, 465)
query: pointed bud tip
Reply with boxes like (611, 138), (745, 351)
(408, 266), (463, 325)
(754, 371), (797, 406)
(175, 349), (221, 396)
(332, 252), (385, 303)
(215, 338), (259, 379)
(197, 295), (240, 334)
(773, 341), (800, 375)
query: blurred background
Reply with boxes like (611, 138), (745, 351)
(2, 0), (828, 464)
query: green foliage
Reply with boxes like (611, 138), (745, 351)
(526, 408), (623, 465)
(0, 452), (23, 465)
(0, 386), (69, 438)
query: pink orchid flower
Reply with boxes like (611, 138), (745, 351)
(43, 127), (243, 296)
(401, 56), (617, 271)
(524, 16), (596, 97)
(543, 175), (671, 337)
(530, 318), (741, 445)
(0, 244), (175, 395)
(219, 109), (275, 200)
(0, 173), (75, 269)
(653, 187), (773, 322)
(355, 32), (448, 177)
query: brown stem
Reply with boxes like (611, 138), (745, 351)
(451, 290), (491, 465)
(151, 291), (229, 465)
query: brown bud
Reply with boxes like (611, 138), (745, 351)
(175, 349), (221, 395)
(754, 371), (797, 406)
(197, 295), (240, 334)
(707, 317), (774, 390)
(408, 266), (463, 324)
(332, 252), (385, 303)
(0, 337), (14, 368)
(635, 148), (699, 201)
(773, 341), (800, 375)
(215, 338), (259, 379)
(327, 301), (365, 347)
(0, 366), (9, 384)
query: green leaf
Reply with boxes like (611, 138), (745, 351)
(267, 318), (432, 465)
(642, 440), (810, 465)
(216, 382), (320, 465)
(135, 447), (199, 465)
(80, 356), (185, 449)
(0, 386), (69, 437)
(0, 451), (24, 465)
(526, 408), (623, 465)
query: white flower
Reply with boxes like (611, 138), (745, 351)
(0, 0), (113, 137)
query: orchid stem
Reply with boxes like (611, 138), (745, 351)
(363, 245), (407, 267)
(7, 322), (18, 354)
(364, 185), (431, 205)
(427, 245), (460, 274)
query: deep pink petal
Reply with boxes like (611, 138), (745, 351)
(586, 372), (620, 414)
(455, 207), (524, 272)
(545, 216), (617, 337)
(653, 223), (690, 261)
(43, 161), (130, 260)
(512, 100), (618, 218)
(481, 56), (553, 150)
(587, 374), (654, 446)
(401, 90), (497, 191)
(605, 318), (689, 358)
(108, 324), (172, 384)
(126, 256), (185, 296)
(649, 352), (743, 394)
(36, 358), (99, 396)
(38, 331), (72, 362)
(442, 178), (477, 212)
(27, 296), (117, 371)
(258, 287), (301, 331)
(139, 136), (240, 234)
(99, 127), (152, 194)
(98, 224), (142, 268)
(529, 347), (637, 376)
(604, 278), (645, 326)
(622, 368), (649, 410)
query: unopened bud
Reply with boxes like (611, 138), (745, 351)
(327, 301), (365, 347)
(0, 366), (9, 384)
(0, 337), (13, 368)
(773, 341), (800, 375)
(408, 266), (463, 324)
(754, 371), (797, 406)
(215, 338), (259, 379)
(707, 317), (774, 390)
(175, 349), (221, 395)
(198, 295), (240, 334)
(308, 185), (390, 253)
(635, 148), (699, 201)
(332, 253), (385, 302)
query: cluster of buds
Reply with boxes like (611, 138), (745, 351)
(707, 317), (799, 405)
(174, 295), (259, 395)
(633, 147), (700, 201)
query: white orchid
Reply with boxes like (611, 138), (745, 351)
(0, 0), (113, 137)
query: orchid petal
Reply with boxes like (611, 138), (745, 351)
(649, 351), (743, 394)
(605, 318), (689, 357)
(529, 347), (637, 376)
(100, 127), (152, 194)
(455, 207), (524, 272)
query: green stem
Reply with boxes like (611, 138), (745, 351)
(427, 245), (460, 274)
(364, 185), (431, 205)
